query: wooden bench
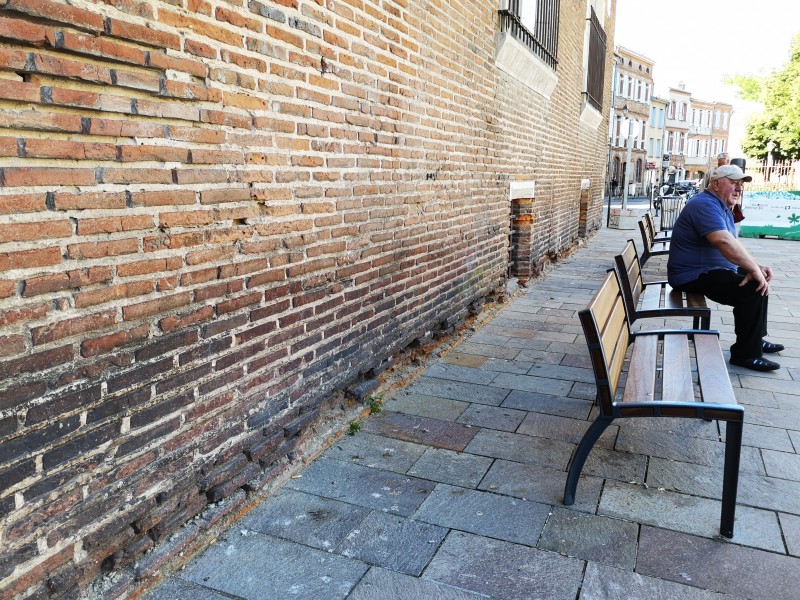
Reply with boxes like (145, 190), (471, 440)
(638, 214), (669, 265)
(615, 239), (710, 330)
(563, 270), (744, 538)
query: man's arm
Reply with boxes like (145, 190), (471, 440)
(705, 230), (771, 294)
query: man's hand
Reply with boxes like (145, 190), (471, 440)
(762, 265), (774, 282)
(739, 268), (769, 295)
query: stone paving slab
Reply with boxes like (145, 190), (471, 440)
(324, 431), (427, 473)
(362, 411), (478, 451)
(517, 410), (618, 448)
(501, 389), (593, 420)
(455, 403), (526, 431)
(478, 458), (603, 513)
(385, 391), (469, 422)
(579, 561), (735, 600)
(413, 483), (551, 546)
(145, 578), (231, 600)
(490, 371), (574, 396)
(404, 376), (509, 406)
(465, 428), (573, 470)
(288, 459), (435, 516)
(538, 507), (639, 570)
(598, 480), (783, 551)
(407, 447), (493, 488)
(337, 510), (447, 576)
(636, 525), (800, 600)
(348, 567), (489, 600)
(241, 489), (370, 551)
(424, 531), (584, 600)
(178, 532), (368, 600)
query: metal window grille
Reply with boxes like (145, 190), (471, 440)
(499, 0), (559, 70)
(585, 6), (606, 111)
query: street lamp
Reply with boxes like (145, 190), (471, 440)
(622, 104), (634, 210)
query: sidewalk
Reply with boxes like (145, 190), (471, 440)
(143, 223), (800, 600)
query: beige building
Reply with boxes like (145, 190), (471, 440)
(685, 98), (733, 180)
(647, 96), (669, 193)
(610, 47), (654, 198)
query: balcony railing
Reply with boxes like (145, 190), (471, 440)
(585, 6), (606, 111)
(499, 0), (559, 70)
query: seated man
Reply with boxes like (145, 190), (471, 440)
(667, 164), (784, 371)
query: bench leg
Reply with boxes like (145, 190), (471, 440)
(720, 419), (743, 538)
(564, 417), (613, 505)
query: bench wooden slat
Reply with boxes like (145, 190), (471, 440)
(639, 285), (663, 312)
(662, 334), (693, 403)
(614, 240), (710, 329)
(695, 333), (738, 406)
(622, 334), (657, 402)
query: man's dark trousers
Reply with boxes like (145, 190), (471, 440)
(678, 268), (768, 359)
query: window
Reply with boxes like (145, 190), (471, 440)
(584, 5), (606, 111)
(499, 0), (560, 69)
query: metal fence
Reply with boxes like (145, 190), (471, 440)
(743, 159), (799, 192)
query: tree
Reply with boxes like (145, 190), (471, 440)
(728, 33), (800, 160)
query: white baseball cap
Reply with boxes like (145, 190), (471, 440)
(708, 164), (752, 182)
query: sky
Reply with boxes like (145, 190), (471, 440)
(614, 0), (800, 103)
(613, 0), (800, 155)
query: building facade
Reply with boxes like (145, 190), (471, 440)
(0, 1), (615, 597)
(609, 46), (653, 198)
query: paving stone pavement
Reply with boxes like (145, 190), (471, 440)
(144, 223), (800, 600)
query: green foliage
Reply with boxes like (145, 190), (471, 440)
(723, 74), (763, 102)
(366, 393), (384, 414)
(347, 421), (362, 436)
(733, 32), (800, 160)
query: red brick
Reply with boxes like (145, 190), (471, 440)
(0, 334), (25, 358)
(217, 291), (262, 315)
(0, 109), (83, 133)
(194, 280), (244, 302)
(0, 219), (71, 243)
(122, 292), (191, 320)
(106, 16), (182, 49)
(186, 246), (236, 267)
(32, 309), (117, 345)
(0, 247), (62, 272)
(0, 344), (72, 378)
(23, 272), (70, 296)
(4, 0), (105, 31)
(179, 266), (218, 287)
(1, 167), (95, 187)
(148, 51), (208, 78)
(117, 257), (182, 278)
(87, 118), (164, 138)
(199, 188), (251, 204)
(53, 191), (127, 210)
(0, 192), (47, 214)
(129, 189), (196, 207)
(59, 30), (148, 65)
(23, 137), (117, 160)
(76, 215), (154, 235)
(159, 306), (215, 333)
(159, 210), (215, 228)
(118, 145), (190, 162)
(74, 280), (154, 308)
(81, 323), (150, 357)
(0, 280), (15, 299)
(67, 238), (139, 260)
(0, 302), (48, 327)
(98, 168), (175, 185)
(184, 37), (218, 59)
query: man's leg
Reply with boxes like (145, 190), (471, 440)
(680, 269), (768, 360)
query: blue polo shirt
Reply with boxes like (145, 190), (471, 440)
(667, 190), (738, 288)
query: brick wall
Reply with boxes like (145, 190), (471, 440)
(0, 0), (613, 597)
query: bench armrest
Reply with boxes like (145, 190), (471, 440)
(630, 329), (720, 339)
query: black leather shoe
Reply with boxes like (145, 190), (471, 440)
(762, 341), (785, 354)
(730, 357), (780, 372)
